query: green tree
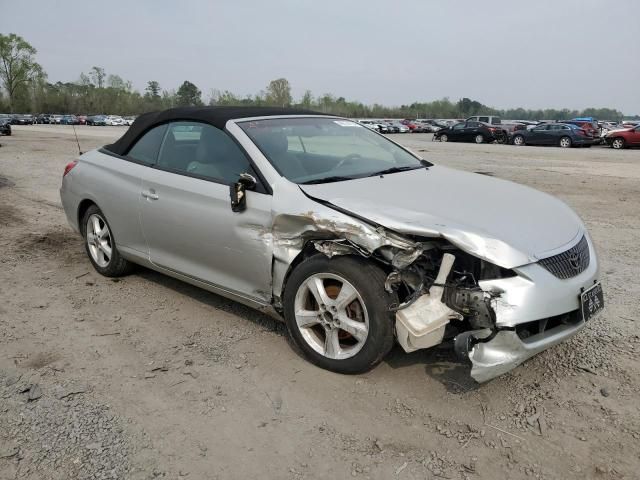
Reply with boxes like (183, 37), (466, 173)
(0, 33), (44, 112)
(265, 77), (292, 107)
(89, 66), (106, 88)
(145, 80), (161, 99)
(299, 90), (313, 109)
(175, 80), (203, 107)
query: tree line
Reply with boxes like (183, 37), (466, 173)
(1, 33), (634, 121)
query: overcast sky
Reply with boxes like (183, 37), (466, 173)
(2, 0), (639, 113)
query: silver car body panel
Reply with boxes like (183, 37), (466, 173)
(139, 167), (274, 302)
(298, 165), (584, 269)
(60, 114), (601, 382)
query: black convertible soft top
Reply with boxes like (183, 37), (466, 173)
(104, 106), (327, 156)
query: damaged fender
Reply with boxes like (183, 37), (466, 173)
(269, 178), (422, 305)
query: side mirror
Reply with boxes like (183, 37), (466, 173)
(230, 173), (257, 212)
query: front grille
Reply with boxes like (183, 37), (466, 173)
(538, 235), (590, 279)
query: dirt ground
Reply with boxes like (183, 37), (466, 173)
(1, 125), (639, 480)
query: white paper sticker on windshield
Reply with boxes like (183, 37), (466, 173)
(333, 120), (360, 127)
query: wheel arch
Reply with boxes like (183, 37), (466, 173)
(77, 199), (98, 236)
(277, 239), (395, 311)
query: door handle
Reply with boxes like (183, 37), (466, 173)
(141, 190), (159, 200)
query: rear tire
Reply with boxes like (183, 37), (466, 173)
(283, 255), (396, 374)
(81, 204), (133, 277)
(559, 136), (572, 148)
(474, 134), (484, 144)
(611, 137), (625, 150)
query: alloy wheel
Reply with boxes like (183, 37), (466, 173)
(475, 134), (484, 144)
(513, 135), (524, 146)
(86, 214), (113, 267)
(612, 138), (624, 149)
(440, 134), (448, 142)
(293, 273), (369, 360)
(559, 137), (572, 148)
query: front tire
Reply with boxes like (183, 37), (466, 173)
(283, 255), (396, 374)
(559, 136), (572, 148)
(512, 134), (525, 146)
(611, 137), (625, 149)
(81, 205), (133, 277)
(439, 134), (448, 142)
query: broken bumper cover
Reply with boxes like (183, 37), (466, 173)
(468, 320), (585, 382)
(467, 233), (599, 382)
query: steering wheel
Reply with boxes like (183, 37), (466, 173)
(333, 153), (363, 171)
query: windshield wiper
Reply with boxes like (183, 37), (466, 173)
(300, 175), (355, 185)
(367, 164), (426, 177)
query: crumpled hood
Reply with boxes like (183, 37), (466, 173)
(300, 165), (584, 268)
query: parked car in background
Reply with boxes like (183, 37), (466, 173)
(105, 115), (126, 126)
(77, 115), (88, 125)
(434, 121), (507, 144)
(382, 122), (399, 133)
(12, 114), (35, 125)
(386, 121), (409, 133)
(36, 114), (51, 124)
(86, 115), (107, 126)
(561, 118), (599, 139)
(50, 114), (64, 124)
(418, 120), (444, 132)
(124, 116), (136, 126)
(61, 115), (79, 125)
(511, 123), (594, 148)
(400, 119), (419, 131)
(466, 115), (502, 125)
(374, 122), (390, 134)
(604, 125), (640, 149)
(0, 114), (12, 136)
(411, 123), (434, 133)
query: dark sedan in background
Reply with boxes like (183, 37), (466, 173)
(61, 115), (79, 125)
(11, 114), (35, 125)
(433, 121), (507, 144)
(86, 115), (107, 126)
(0, 114), (12, 136)
(511, 123), (594, 148)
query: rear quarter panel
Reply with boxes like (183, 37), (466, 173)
(68, 150), (149, 256)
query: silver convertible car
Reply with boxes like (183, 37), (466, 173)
(60, 107), (604, 382)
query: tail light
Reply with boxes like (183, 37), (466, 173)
(63, 160), (78, 177)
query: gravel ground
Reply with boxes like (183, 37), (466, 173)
(0, 125), (639, 479)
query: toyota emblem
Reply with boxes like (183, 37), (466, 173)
(568, 253), (581, 270)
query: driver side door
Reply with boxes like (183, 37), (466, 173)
(529, 125), (550, 145)
(450, 123), (466, 141)
(139, 121), (274, 303)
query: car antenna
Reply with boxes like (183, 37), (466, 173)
(72, 123), (83, 155)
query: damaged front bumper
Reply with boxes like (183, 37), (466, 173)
(463, 234), (600, 382)
(466, 317), (585, 382)
(401, 233), (601, 382)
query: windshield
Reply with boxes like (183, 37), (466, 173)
(239, 117), (429, 184)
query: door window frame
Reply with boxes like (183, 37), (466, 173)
(119, 120), (271, 194)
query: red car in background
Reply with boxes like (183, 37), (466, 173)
(604, 125), (640, 149)
(400, 119), (418, 131)
(561, 119), (599, 137)
(76, 115), (87, 125)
